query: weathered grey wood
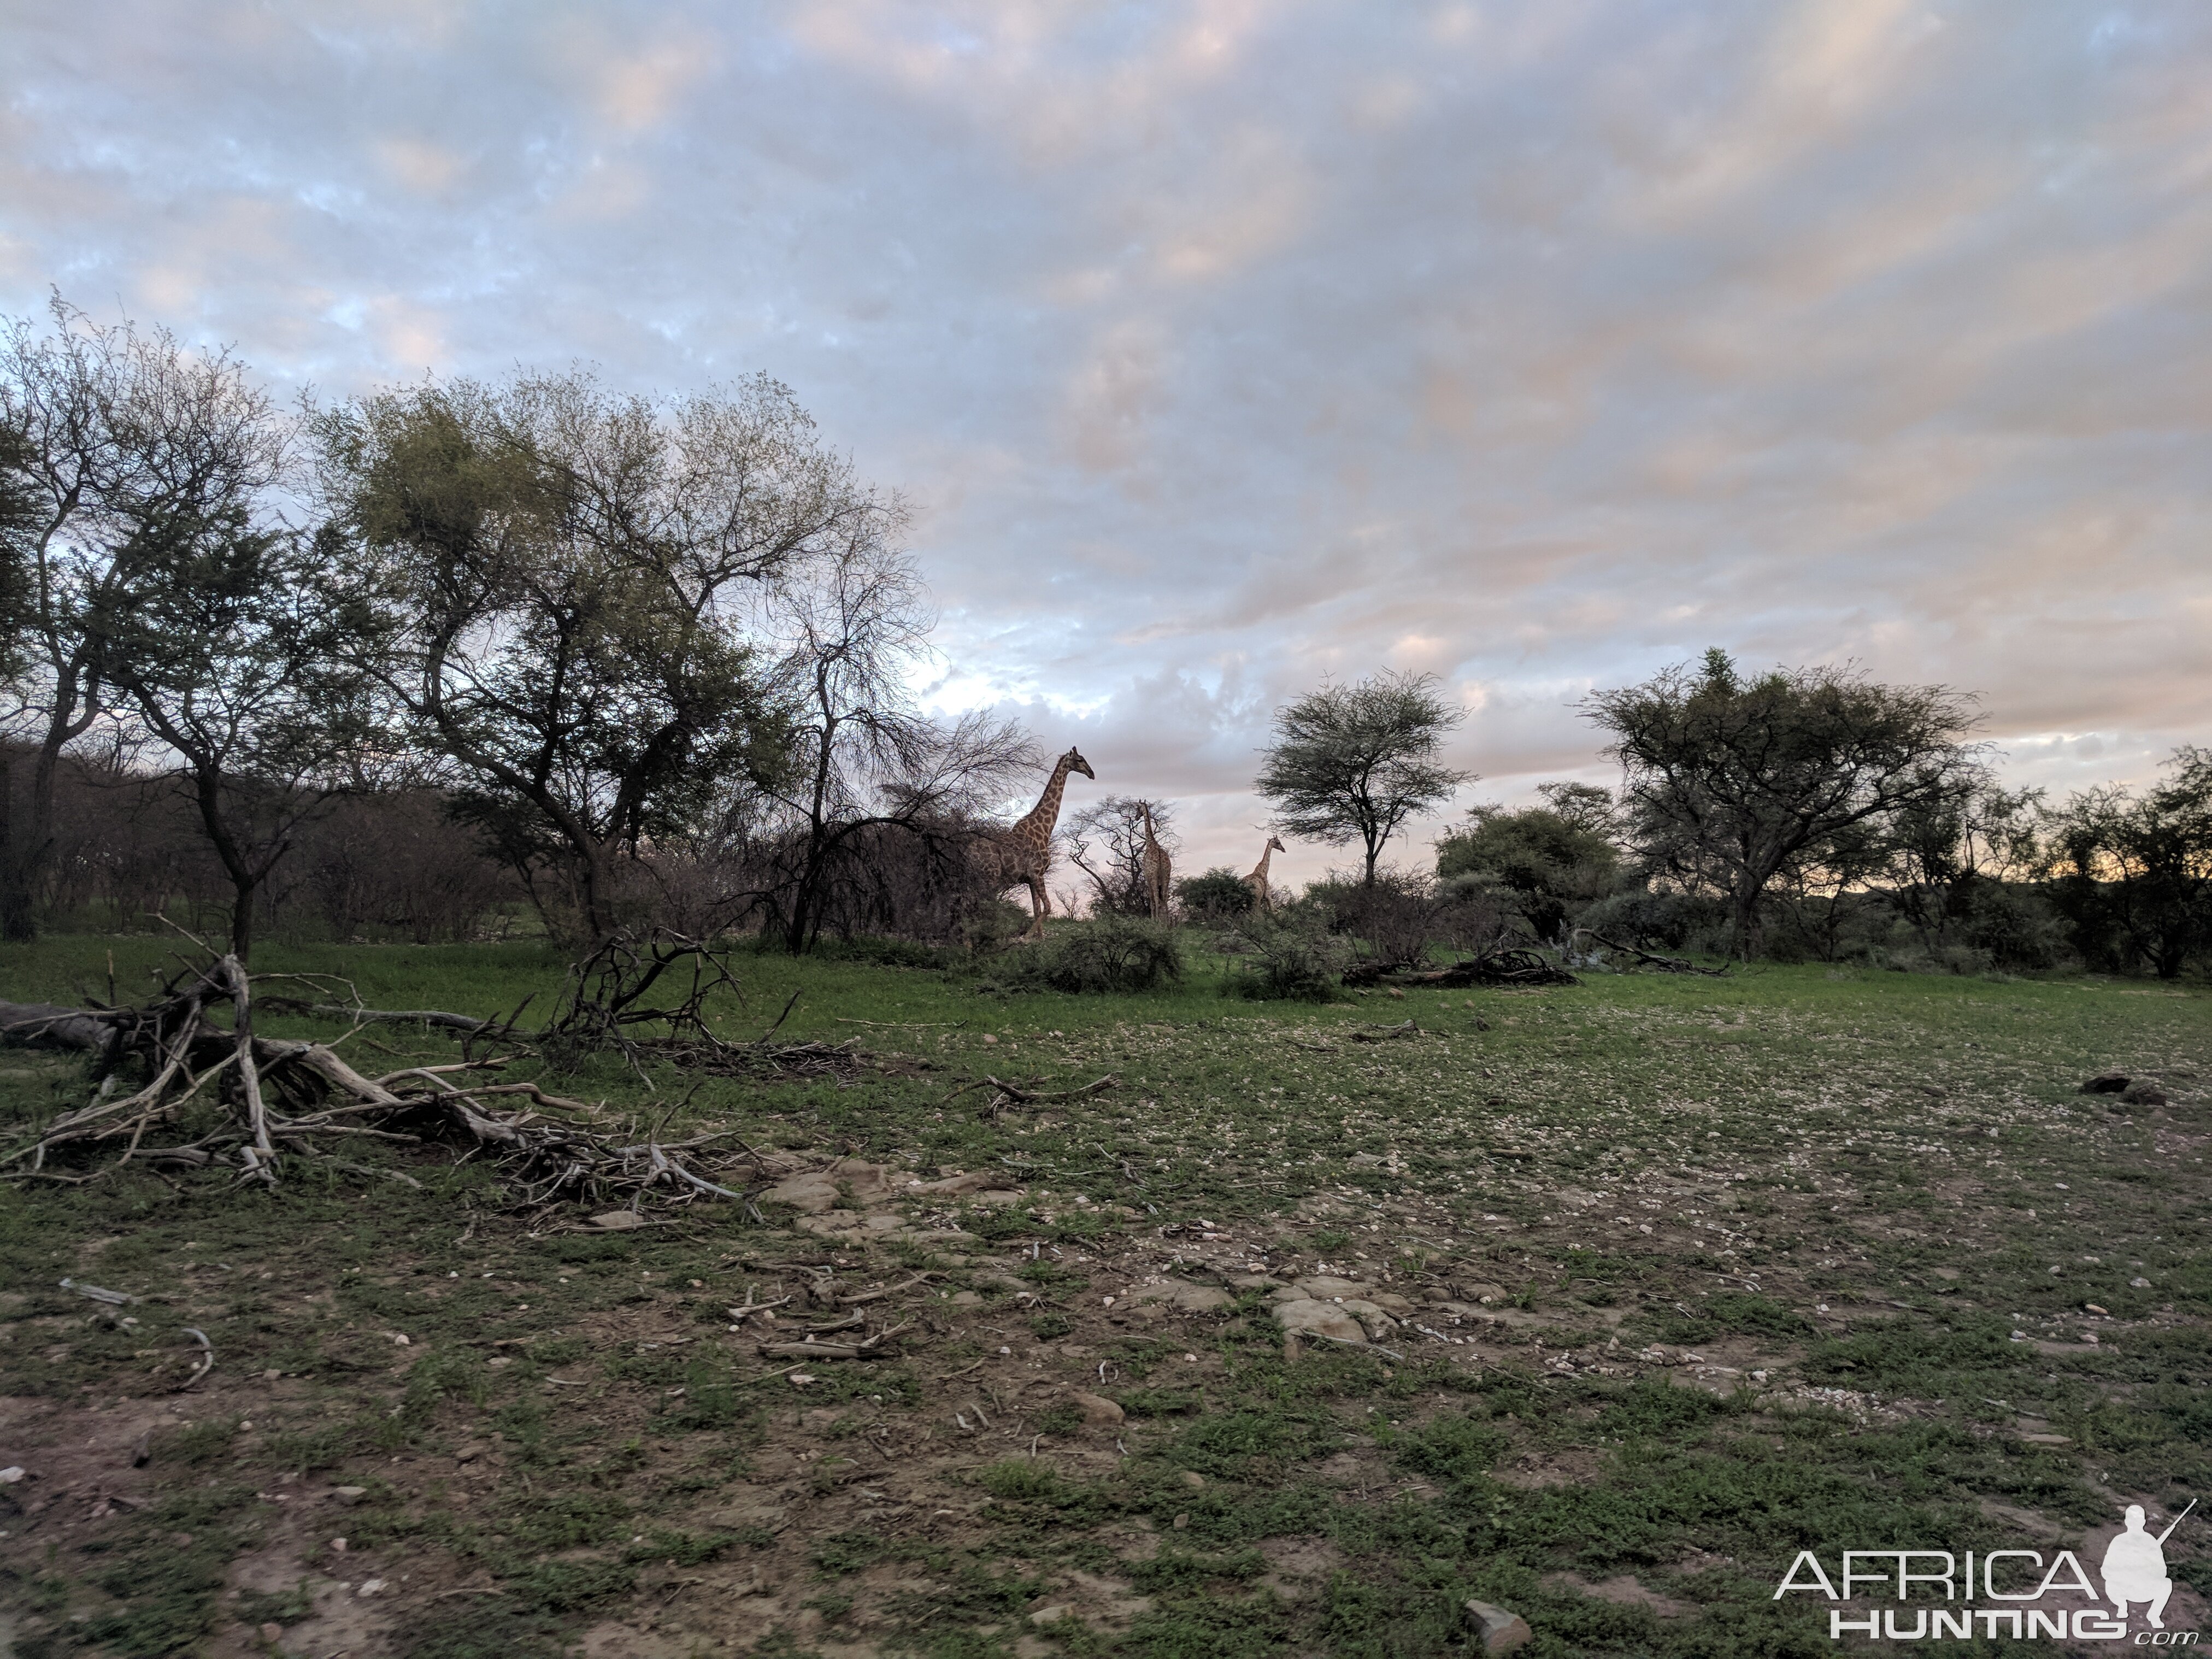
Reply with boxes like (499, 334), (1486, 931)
(0, 1001), (117, 1052)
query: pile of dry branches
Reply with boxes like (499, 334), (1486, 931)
(0, 931), (833, 1209)
(1567, 926), (1729, 976)
(1343, 946), (1580, 990)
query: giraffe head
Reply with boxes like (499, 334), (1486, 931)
(1266, 835), (1286, 855)
(1062, 746), (1096, 781)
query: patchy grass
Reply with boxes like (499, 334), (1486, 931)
(1, 936), (2207, 1655)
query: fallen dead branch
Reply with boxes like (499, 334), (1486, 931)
(178, 1327), (214, 1391)
(1, 951), (788, 1211)
(942, 1073), (1120, 1119)
(756, 1319), (911, 1361)
(2, 933), (873, 1209)
(1341, 946), (1578, 990)
(59, 1278), (139, 1305)
(1567, 927), (1729, 976)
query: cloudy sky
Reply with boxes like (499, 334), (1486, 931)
(8, 2), (2211, 883)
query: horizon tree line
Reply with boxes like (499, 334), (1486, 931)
(4, 299), (2206, 976)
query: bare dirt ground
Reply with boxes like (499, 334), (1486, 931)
(4, 961), (2209, 1656)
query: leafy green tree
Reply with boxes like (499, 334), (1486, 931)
(313, 370), (860, 943)
(1436, 787), (1620, 941)
(2043, 748), (2212, 979)
(1255, 670), (1472, 886)
(1584, 650), (1982, 959)
(90, 504), (377, 960)
(0, 301), (283, 940)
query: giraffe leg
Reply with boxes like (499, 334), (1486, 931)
(1028, 875), (1050, 936)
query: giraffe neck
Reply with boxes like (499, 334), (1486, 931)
(1017, 756), (1076, 845)
(1254, 843), (1273, 881)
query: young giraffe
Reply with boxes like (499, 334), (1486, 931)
(992, 746), (1095, 936)
(1244, 834), (1287, 914)
(1140, 803), (1174, 920)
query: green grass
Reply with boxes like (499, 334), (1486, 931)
(1, 932), (2207, 1655)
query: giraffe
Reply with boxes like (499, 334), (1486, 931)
(1140, 802), (1173, 920)
(1244, 834), (1286, 914)
(990, 746), (1095, 936)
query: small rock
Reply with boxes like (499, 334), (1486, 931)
(0, 1467), (23, 1484)
(950, 1290), (985, 1307)
(1274, 1298), (1367, 1344)
(1463, 1598), (1534, 1654)
(1339, 1299), (1399, 1338)
(1173, 1513), (1190, 1529)
(329, 1486), (367, 1505)
(1070, 1390), (1125, 1425)
(330, 1537), (348, 1551)
(1289, 1275), (1373, 1300)
(589, 1210), (646, 1229)
(2084, 1304), (2108, 1316)
(909, 1171), (998, 1197)
(454, 1443), (486, 1463)
(2131, 1277), (2152, 1289)
(262, 1368), (281, 1381)
(357, 1576), (387, 1596)
(1029, 1603), (1075, 1627)
(2120, 1081), (2168, 1107)
(1180, 1470), (1205, 1489)
(260, 1622), (285, 1642)
(2080, 1072), (2129, 1094)
(2020, 1432), (2072, 1446)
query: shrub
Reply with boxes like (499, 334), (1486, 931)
(1219, 915), (1350, 1001)
(1175, 867), (1254, 920)
(1001, 914), (1183, 994)
(1307, 868), (1443, 968)
(957, 897), (1036, 956)
(1576, 887), (1729, 955)
(1436, 798), (1621, 941)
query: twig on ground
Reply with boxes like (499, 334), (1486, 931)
(178, 1327), (214, 1391)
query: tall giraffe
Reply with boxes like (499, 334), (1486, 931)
(1244, 834), (1286, 914)
(1140, 803), (1174, 920)
(991, 747), (1095, 935)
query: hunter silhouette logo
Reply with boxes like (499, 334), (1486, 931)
(2105, 1501), (2192, 1630)
(1773, 1498), (2198, 1643)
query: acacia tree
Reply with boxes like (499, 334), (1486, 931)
(1063, 795), (1179, 917)
(1584, 650), (1983, 959)
(314, 369), (870, 943)
(90, 507), (378, 960)
(1256, 670), (1470, 885)
(0, 301), (283, 939)
(2042, 748), (2212, 979)
(1882, 774), (2043, 955)
(733, 534), (1038, 952)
